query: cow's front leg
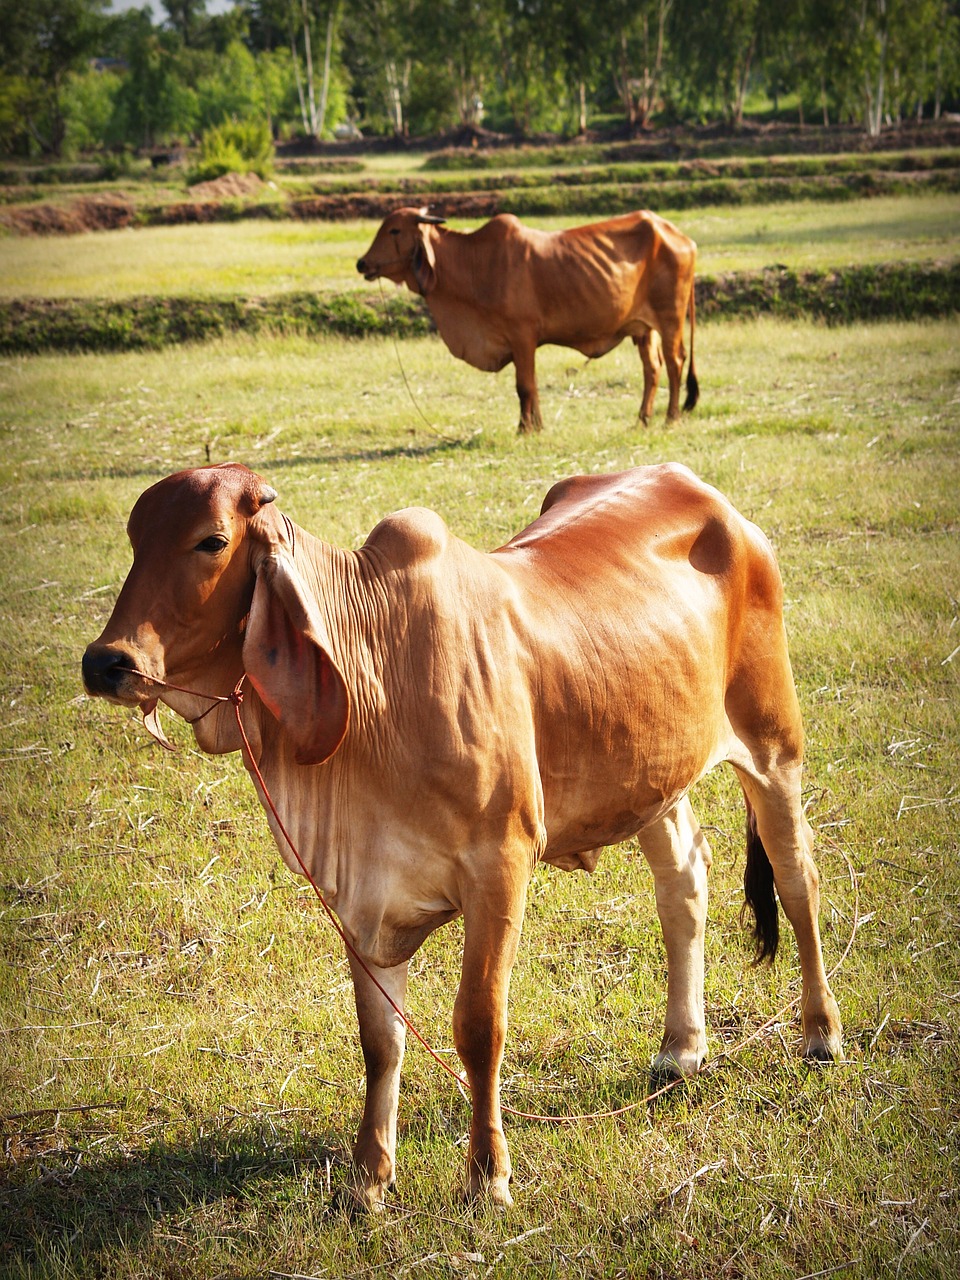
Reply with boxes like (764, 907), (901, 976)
(348, 952), (409, 1211)
(639, 797), (712, 1079)
(453, 869), (528, 1207)
(635, 330), (662, 425)
(513, 341), (543, 433)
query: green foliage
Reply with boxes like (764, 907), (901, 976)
(61, 67), (122, 156)
(2, 262), (956, 358)
(188, 118), (275, 183)
(4, 0), (960, 158)
(0, 291), (431, 354)
(0, 0), (109, 155)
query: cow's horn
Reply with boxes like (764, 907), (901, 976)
(416, 210), (446, 225)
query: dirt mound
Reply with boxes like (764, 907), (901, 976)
(187, 171), (266, 201)
(0, 193), (136, 236)
(289, 191), (502, 221)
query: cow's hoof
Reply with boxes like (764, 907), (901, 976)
(464, 1172), (513, 1210)
(334, 1182), (390, 1216)
(803, 1003), (843, 1064)
(803, 1034), (844, 1066)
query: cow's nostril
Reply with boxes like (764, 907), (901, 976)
(356, 258), (366, 273)
(82, 647), (131, 696)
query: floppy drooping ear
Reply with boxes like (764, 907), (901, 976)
(243, 552), (349, 766)
(411, 223), (438, 295)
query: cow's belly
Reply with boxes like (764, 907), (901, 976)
(540, 784), (673, 871)
(537, 721), (730, 873)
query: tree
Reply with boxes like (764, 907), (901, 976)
(798, 0), (958, 134)
(486, 0), (556, 133)
(607, 0), (674, 130)
(344, 0), (419, 135)
(162, 0), (209, 47)
(426, 0), (496, 127)
(668, 0), (764, 124)
(110, 24), (199, 148)
(546, 0), (609, 133)
(0, 0), (108, 155)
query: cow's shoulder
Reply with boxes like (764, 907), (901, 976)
(472, 213), (527, 244)
(363, 505), (450, 568)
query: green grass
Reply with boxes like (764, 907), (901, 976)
(1, 317), (959, 1276)
(1, 194), (957, 301)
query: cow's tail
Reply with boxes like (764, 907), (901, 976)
(683, 282), (699, 412)
(741, 797), (779, 964)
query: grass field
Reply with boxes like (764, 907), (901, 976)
(1, 193), (957, 301)
(1, 305), (959, 1277)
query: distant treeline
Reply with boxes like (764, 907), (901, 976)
(1, 0), (959, 160)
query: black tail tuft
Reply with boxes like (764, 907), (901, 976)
(741, 805), (779, 964)
(683, 368), (699, 413)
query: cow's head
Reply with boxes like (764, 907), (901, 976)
(82, 464), (348, 765)
(356, 207), (446, 295)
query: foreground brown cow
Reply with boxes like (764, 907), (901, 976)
(357, 207), (699, 433)
(82, 462), (841, 1210)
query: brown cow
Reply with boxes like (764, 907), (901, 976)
(82, 462), (841, 1210)
(357, 207), (698, 432)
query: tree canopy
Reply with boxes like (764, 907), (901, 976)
(0, 0), (957, 157)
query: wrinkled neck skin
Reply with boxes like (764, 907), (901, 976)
(185, 523), (392, 910)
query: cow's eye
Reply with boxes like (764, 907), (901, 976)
(194, 535), (229, 554)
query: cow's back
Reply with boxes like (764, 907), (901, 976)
(491, 464), (775, 865)
(526, 211), (695, 348)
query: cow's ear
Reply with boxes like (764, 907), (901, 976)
(412, 225), (437, 294)
(243, 553), (349, 766)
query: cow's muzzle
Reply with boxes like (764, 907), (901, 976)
(82, 642), (151, 704)
(356, 257), (379, 281)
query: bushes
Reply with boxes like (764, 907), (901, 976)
(2, 266), (957, 356)
(0, 291), (433, 355)
(188, 121), (275, 185)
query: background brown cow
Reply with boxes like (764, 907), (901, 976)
(357, 207), (698, 433)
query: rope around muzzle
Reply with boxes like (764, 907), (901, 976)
(125, 668), (861, 1124)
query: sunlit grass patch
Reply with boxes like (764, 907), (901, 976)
(1, 195), (956, 304)
(1, 316), (958, 1277)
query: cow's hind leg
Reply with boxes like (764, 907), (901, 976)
(638, 796), (712, 1079)
(453, 863), (528, 1207)
(635, 330), (662, 425)
(733, 764), (843, 1063)
(658, 320), (687, 422)
(348, 953), (409, 1211)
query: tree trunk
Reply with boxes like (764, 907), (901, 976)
(860, 0), (887, 137)
(317, 6), (335, 138)
(291, 33), (309, 135)
(385, 58), (408, 135)
(301, 0), (319, 137)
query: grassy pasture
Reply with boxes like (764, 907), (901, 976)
(0, 193), (957, 301)
(1, 312), (959, 1278)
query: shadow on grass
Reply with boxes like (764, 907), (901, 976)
(0, 1120), (346, 1272)
(48, 429), (484, 488)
